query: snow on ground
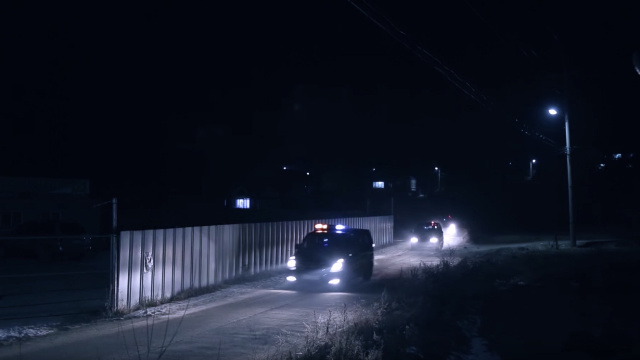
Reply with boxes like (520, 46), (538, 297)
(0, 272), (288, 346)
(0, 242), (405, 346)
(2, 235), (623, 348)
(0, 325), (58, 346)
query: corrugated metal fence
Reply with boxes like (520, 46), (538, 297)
(116, 216), (393, 310)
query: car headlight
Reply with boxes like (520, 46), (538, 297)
(410, 237), (418, 243)
(330, 259), (344, 272)
(287, 256), (296, 269)
(447, 224), (457, 235)
(429, 237), (439, 243)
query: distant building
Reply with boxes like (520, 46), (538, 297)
(596, 152), (635, 171)
(0, 176), (101, 235)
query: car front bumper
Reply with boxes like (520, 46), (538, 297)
(286, 267), (352, 286)
(410, 237), (443, 246)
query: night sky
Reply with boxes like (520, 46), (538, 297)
(2, 1), (639, 204)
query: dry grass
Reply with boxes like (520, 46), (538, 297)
(260, 302), (385, 360)
(265, 244), (640, 359)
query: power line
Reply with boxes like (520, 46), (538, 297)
(513, 118), (559, 149)
(347, 0), (493, 110)
(347, 0), (565, 150)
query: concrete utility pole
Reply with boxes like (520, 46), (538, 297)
(110, 197), (118, 310)
(564, 112), (576, 247)
(551, 33), (576, 248)
(529, 159), (536, 179)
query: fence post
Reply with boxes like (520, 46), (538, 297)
(110, 197), (118, 312)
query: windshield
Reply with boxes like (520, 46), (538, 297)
(300, 232), (359, 250)
(414, 223), (441, 232)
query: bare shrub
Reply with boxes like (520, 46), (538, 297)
(261, 299), (385, 360)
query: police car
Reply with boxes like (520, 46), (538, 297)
(286, 223), (374, 286)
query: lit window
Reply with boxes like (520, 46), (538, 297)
(373, 181), (384, 189)
(235, 198), (251, 209)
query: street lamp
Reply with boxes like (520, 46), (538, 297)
(529, 159), (536, 179)
(549, 107), (576, 247)
(435, 167), (441, 192)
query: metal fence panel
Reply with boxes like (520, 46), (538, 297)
(174, 227), (184, 294)
(226, 224), (238, 281)
(152, 229), (164, 301)
(183, 227), (193, 291)
(116, 216), (392, 310)
(205, 226), (214, 287)
(140, 229), (154, 304)
(162, 228), (174, 300)
(193, 226), (202, 289)
(129, 230), (143, 308)
(200, 226), (209, 287)
(215, 225), (223, 283)
(117, 231), (131, 309)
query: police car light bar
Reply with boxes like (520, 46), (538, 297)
(314, 223), (347, 231)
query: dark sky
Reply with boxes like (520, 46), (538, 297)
(1, 1), (639, 201)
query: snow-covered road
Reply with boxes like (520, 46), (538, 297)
(2, 225), (619, 360)
(0, 237), (463, 360)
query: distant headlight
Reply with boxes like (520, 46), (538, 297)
(429, 237), (439, 243)
(446, 224), (457, 235)
(287, 256), (296, 268)
(410, 237), (418, 243)
(330, 259), (344, 272)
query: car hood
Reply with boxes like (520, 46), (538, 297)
(294, 249), (349, 269)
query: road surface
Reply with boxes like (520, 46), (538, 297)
(0, 231), (608, 360)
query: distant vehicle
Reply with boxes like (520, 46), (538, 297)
(440, 214), (457, 236)
(409, 221), (444, 250)
(286, 223), (374, 287)
(1, 220), (92, 261)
